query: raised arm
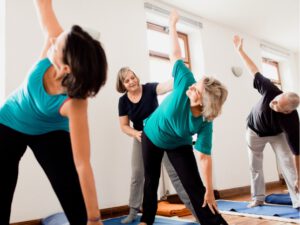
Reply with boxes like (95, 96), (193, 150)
(169, 10), (182, 64)
(34, 0), (63, 58)
(233, 35), (259, 76)
(156, 78), (174, 95)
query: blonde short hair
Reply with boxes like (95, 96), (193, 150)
(116, 67), (140, 93)
(201, 77), (228, 121)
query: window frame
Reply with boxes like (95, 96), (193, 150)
(147, 22), (191, 69)
(262, 57), (282, 86)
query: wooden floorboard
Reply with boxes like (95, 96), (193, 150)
(10, 184), (298, 225)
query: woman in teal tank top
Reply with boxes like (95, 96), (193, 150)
(139, 11), (228, 225)
(0, 1), (107, 225)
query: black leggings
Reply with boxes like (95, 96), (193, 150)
(0, 124), (87, 225)
(141, 133), (228, 225)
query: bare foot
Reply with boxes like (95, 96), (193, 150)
(247, 200), (264, 208)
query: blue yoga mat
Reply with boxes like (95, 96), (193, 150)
(42, 213), (198, 225)
(217, 200), (300, 219)
(265, 193), (292, 205)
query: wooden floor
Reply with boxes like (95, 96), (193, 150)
(181, 185), (299, 225)
(10, 184), (299, 225)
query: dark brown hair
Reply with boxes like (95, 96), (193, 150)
(62, 25), (108, 99)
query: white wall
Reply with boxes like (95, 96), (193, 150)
(0, 0), (5, 103)
(199, 20), (281, 190)
(6, 0), (149, 222)
(279, 52), (300, 93)
(5, 0), (299, 223)
(144, 1), (288, 191)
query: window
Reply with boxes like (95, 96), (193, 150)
(146, 22), (191, 104)
(262, 57), (281, 87)
(147, 22), (191, 68)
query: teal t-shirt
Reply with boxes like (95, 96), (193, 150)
(0, 58), (69, 135)
(143, 60), (213, 155)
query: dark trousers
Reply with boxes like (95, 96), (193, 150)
(0, 124), (87, 225)
(141, 133), (228, 225)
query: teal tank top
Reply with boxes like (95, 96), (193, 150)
(0, 58), (69, 135)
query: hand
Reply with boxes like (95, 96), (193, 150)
(233, 35), (243, 51)
(202, 190), (219, 215)
(295, 179), (300, 193)
(169, 9), (179, 26)
(134, 130), (142, 142)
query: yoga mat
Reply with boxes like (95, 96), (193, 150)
(42, 213), (198, 225)
(217, 200), (300, 223)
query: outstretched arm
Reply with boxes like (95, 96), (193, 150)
(169, 10), (182, 64)
(233, 35), (259, 76)
(34, 0), (63, 58)
(156, 78), (174, 95)
(64, 99), (103, 225)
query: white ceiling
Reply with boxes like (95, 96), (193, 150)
(158, 0), (299, 53)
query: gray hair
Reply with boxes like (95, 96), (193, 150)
(201, 77), (228, 121)
(284, 92), (300, 111)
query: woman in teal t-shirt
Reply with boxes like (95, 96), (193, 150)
(139, 11), (228, 225)
(0, 1), (107, 224)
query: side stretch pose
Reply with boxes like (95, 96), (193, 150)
(0, 0), (107, 224)
(138, 10), (228, 225)
(233, 35), (300, 208)
(117, 68), (197, 223)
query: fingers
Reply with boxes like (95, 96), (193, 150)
(212, 202), (220, 214)
(136, 133), (142, 142)
(202, 200), (215, 214)
(233, 35), (242, 47)
(202, 200), (219, 215)
(233, 35), (239, 43)
(135, 130), (142, 142)
(208, 203), (216, 215)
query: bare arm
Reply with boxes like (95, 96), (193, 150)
(294, 155), (300, 193)
(34, 0), (63, 58)
(119, 116), (142, 142)
(156, 78), (174, 95)
(199, 152), (218, 214)
(169, 10), (182, 64)
(65, 99), (102, 225)
(233, 35), (259, 76)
